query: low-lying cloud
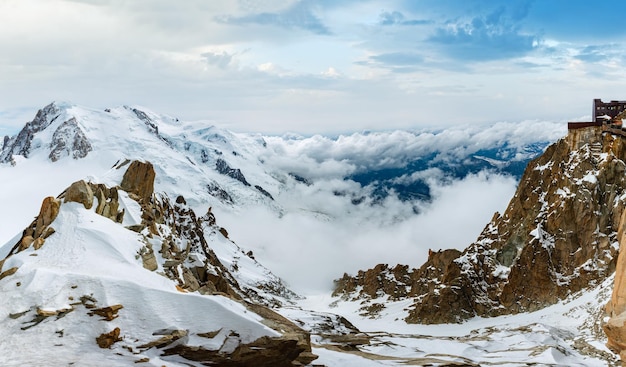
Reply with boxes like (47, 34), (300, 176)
(260, 120), (565, 178)
(217, 171), (518, 294)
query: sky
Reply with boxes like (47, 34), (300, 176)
(1, 0), (626, 135)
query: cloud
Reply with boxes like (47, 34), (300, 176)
(379, 11), (432, 26)
(260, 120), (565, 176)
(365, 52), (424, 71)
(216, 0), (332, 35)
(574, 44), (622, 63)
(427, 6), (540, 61)
(202, 50), (237, 69)
(217, 170), (518, 293)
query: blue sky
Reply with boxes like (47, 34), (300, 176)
(1, 0), (626, 134)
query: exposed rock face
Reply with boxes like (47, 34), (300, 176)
(216, 158), (250, 186)
(335, 126), (626, 324)
(35, 196), (61, 238)
(0, 102), (61, 163)
(48, 117), (92, 162)
(120, 160), (155, 201)
(604, 205), (626, 360)
(334, 264), (415, 301)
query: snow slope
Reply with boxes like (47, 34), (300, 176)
(0, 200), (279, 366)
(287, 277), (616, 366)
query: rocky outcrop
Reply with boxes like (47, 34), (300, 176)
(604, 202), (626, 360)
(0, 196), (61, 265)
(0, 102), (61, 163)
(120, 160), (155, 201)
(164, 334), (312, 367)
(216, 158), (250, 186)
(96, 327), (122, 349)
(48, 117), (92, 162)
(335, 126), (626, 324)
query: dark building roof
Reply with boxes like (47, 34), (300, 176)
(593, 99), (626, 122)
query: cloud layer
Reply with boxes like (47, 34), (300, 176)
(218, 171), (518, 293)
(215, 119), (565, 293)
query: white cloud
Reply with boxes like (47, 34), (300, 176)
(217, 171), (517, 293)
(260, 120), (565, 176)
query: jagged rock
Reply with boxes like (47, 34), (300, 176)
(333, 263), (414, 301)
(18, 236), (34, 252)
(604, 206), (626, 360)
(164, 335), (310, 367)
(215, 158), (250, 186)
(140, 245), (158, 271)
(64, 180), (94, 210)
(0, 102), (61, 163)
(138, 329), (188, 349)
(92, 184), (123, 222)
(120, 160), (155, 201)
(88, 304), (123, 321)
(255, 185), (274, 200)
(245, 302), (317, 365)
(336, 126), (626, 324)
(42, 227), (56, 239)
(34, 196), (61, 238)
(96, 327), (122, 349)
(207, 182), (234, 204)
(48, 117), (92, 162)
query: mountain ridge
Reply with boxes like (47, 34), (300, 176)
(334, 124), (624, 328)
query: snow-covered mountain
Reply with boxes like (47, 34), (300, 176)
(1, 101), (620, 366)
(0, 102), (564, 219)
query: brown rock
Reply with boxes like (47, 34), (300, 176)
(138, 329), (187, 349)
(120, 160), (155, 201)
(89, 304), (124, 321)
(0, 267), (18, 281)
(95, 186), (107, 215)
(164, 335), (309, 367)
(140, 245), (158, 271)
(33, 237), (45, 250)
(604, 207), (626, 359)
(64, 180), (94, 209)
(34, 196), (61, 238)
(42, 227), (56, 239)
(18, 235), (34, 252)
(96, 327), (122, 348)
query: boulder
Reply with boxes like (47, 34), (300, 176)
(120, 160), (155, 201)
(96, 327), (122, 349)
(64, 180), (94, 209)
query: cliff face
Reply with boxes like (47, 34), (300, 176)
(335, 126), (626, 324)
